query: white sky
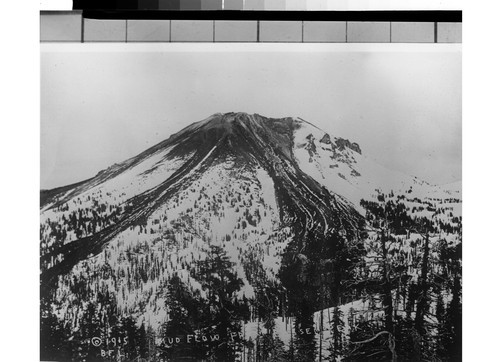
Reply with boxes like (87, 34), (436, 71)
(41, 43), (461, 189)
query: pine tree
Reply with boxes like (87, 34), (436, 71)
(40, 300), (72, 361)
(161, 274), (209, 360)
(293, 301), (316, 362)
(327, 307), (344, 361)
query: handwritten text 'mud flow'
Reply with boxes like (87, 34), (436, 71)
(163, 332), (226, 347)
(162, 326), (328, 347)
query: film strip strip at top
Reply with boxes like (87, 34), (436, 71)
(40, 11), (462, 43)
(70, 0), (462, 11)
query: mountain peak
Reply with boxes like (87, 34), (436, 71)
(180, 112), (260, 137)
(203, 112), (252, 128)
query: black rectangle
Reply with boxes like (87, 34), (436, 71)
(138, 0), (159, 10)
(78, 10), (462, 23)
(159, 0), (181, 10)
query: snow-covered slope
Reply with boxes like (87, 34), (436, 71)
(40, 112), (462, 362)
(291, 116), (460, 211)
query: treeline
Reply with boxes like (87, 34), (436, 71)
(40, 200), (124, 258)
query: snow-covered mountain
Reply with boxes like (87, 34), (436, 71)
(40, 112), (462, 361)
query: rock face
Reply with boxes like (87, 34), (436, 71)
(319, 133), (331, 144)
(334, 137), (362, 154)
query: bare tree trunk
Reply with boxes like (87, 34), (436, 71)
(352, 331), (397, 362)
(380, 229), (394, 334)
(319, 309), (323, 362)
(412, 233), (430, 361)
(415, 233), (430, 334)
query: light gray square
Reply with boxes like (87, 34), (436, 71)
(437, 23), (462, 43)
(303, 21), (346, 42)
(224, 0), (243, 10)
(40, 12), (82, 42)
(244, 0), (265, 10)
(259, 21), (302, 42)
(391, 22), (434, 43)
(285, 0), (306, 10)
(84, 19), (126, 42)
(214, 21), (257, 42)
(127, 20), (170, 42)
(171, 20), (214, 42)
(347, 22), (390, 43)
(264, 0), (286, 9)
(306, 0), (326, 9)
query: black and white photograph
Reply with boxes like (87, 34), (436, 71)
(40, 43), (461, 361)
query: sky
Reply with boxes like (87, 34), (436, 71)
(41, 43), (461, 189)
